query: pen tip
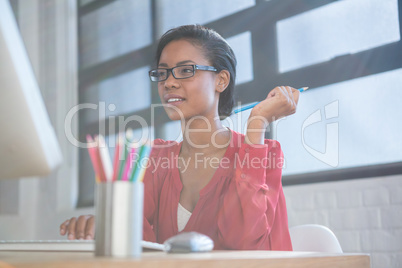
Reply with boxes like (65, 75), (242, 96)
(302, 87), (309, 91)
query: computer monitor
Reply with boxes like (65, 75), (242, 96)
(0, 0), (62, 179)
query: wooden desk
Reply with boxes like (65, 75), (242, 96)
(0, 250), (370, 268)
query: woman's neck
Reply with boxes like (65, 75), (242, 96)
(180, 116), (230, 156)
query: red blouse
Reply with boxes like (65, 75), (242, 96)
(142, 129), (292, 250)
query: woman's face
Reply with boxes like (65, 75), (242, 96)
(157, 39), (220, 121)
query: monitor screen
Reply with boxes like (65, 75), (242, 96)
(0, 0), (62, 179)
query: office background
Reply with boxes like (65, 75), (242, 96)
(0, 0), (401, 267)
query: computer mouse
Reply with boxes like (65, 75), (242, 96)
(163, 232), (214, 253)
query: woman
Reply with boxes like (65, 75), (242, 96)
(60, 24), (298, 250)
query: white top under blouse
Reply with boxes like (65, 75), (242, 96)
(177, 203), (192, 232)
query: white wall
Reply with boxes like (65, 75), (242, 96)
(284, 174), (402, 268)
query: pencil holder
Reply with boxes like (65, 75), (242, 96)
(95, 181), (144, 257)
(95, 182), (113, 256)
(129, 181), (144, 257)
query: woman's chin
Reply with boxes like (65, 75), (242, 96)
(165, 109), (186, 121)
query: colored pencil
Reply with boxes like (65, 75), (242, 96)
(122, 146), (137, 181)
(112, 134), (122, 182)
(136, 144), (151, 182)
(94, 135), (107, 182)
(130, 143), (151, 182)
(86, 135), (101, 183)
(129, 144), (144, 182)
(97, 134), (113, 182)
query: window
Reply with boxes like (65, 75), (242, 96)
(277, 0), (400, 73)
(155, 0), (255, 37)
(80, 0), (152, 68)
(276, 68), (402, 176)
(227, 31), (254, 85)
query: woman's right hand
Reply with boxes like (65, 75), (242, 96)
(59, 215), (95, 240)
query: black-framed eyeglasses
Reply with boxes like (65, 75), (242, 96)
(149, 64), (217, 82)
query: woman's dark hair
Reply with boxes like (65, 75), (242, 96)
(155, 24), (237, 119)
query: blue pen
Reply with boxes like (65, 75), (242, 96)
(232, 87), (308, 114)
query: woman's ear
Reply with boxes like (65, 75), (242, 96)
(216, 70), (230, 93)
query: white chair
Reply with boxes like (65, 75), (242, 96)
(289, 224), (343, 253)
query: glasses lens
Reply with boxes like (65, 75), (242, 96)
(150, 69), (167, 81)
(173, 65), (194, 79)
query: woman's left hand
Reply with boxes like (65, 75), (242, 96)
(245, 86), (299, 145)
(249, 86), (300, 127)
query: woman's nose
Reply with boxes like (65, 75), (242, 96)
(163, 72), (180, 89)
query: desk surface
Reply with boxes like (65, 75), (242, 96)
(0, 250), (370, 268)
